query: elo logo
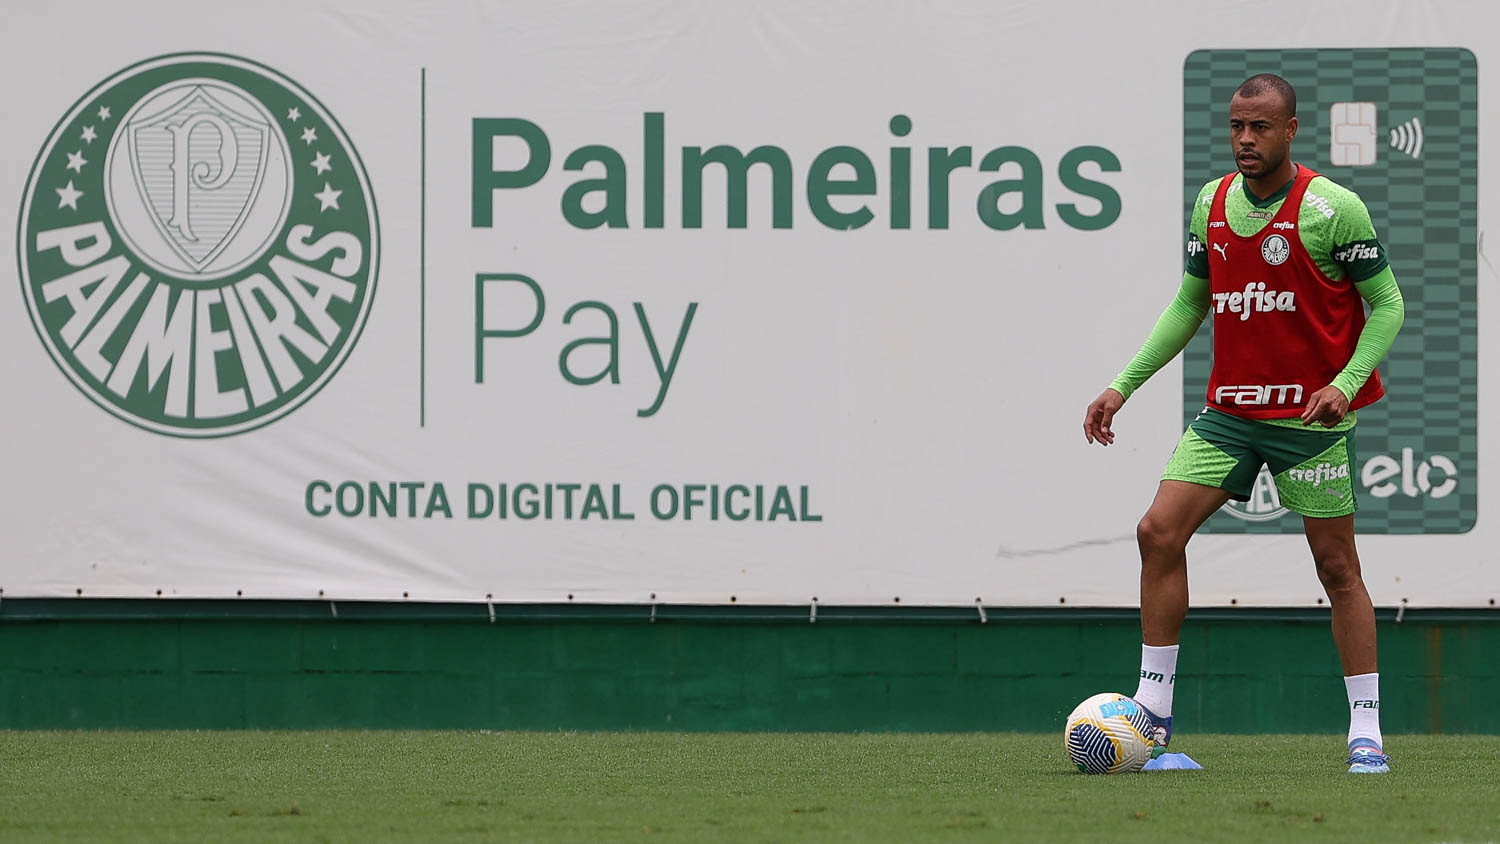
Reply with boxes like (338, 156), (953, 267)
(1361, 448), (1457, 499)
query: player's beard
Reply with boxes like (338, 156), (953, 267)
(1236, 148), (1283, 180)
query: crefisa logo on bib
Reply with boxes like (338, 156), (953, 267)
(17, 53), (379, 437)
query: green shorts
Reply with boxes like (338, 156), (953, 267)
(1162, 408), (1358, 518)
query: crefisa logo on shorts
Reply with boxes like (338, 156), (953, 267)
(17, 53), (379, 438)
(1223, 451), (1461, 522)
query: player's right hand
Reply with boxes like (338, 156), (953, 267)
(1083, 389), (1125, 446)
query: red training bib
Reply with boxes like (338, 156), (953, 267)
(1203, 166), (1383, 418)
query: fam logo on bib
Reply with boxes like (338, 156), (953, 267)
(17, 53), (379, 438)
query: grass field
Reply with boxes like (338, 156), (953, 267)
(0, 732), (1496, 842)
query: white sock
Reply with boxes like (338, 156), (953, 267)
(1345, 672), (1382, 748)
(1133, 644), (1179, 717)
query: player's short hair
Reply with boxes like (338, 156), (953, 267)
(1233, 73), (1297, 119)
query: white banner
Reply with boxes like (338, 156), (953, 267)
(1, 1), (1495, 606)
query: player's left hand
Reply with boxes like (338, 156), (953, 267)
(1300, 385), (1350, 428)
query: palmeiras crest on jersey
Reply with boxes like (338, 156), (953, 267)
(1260, 233), (1290, 265)
(17, 53), (379, 438)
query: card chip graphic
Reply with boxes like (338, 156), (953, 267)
(1330, 102), (1378, 166)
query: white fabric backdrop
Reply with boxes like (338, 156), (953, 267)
(0, 1), (1494, 606)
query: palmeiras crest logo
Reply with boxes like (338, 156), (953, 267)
(1260, 233), (1290, 265)
(17, 53), (379, 438)
(1220, 465), (1288, 522)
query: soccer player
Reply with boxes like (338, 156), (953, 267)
(1082, 74), (1404, 774)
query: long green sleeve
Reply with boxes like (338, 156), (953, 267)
(1331, 266), (1405, 401)
(1107, 273), (1210, 401)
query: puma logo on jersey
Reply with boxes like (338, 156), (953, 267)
(1212, 243), (1228, 261)
(1211, 282), (1296, 321)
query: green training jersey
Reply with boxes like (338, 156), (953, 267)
(1183, 165), (1389, 282)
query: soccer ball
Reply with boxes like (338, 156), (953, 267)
(1064, 692), (1156, 774)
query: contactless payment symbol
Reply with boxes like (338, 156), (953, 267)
(18, 53), (379, 438)
(1388, 116), (1424, 160)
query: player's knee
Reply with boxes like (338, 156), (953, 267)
(1136, 513), (1188, 561)
(1315, 553), (1363, 593)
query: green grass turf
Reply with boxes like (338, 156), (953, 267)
(0, 732), (1496, 842)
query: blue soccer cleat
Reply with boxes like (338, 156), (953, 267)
(1346, 738), (1391, 774)
(1139, 703), (1173, 757)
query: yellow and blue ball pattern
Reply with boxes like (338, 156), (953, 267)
(1064, 693), (1156, 774)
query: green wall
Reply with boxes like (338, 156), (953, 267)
(0, 601), (1494, 732)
